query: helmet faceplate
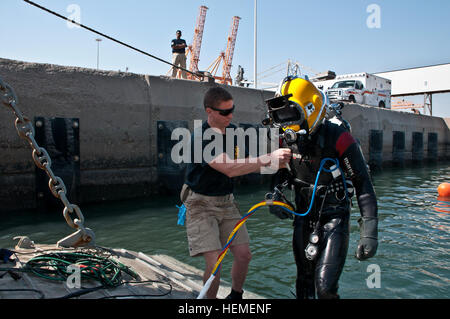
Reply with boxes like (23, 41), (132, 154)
(279, 77), (327, 135)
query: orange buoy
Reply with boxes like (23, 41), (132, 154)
(437, 183), (450, 198)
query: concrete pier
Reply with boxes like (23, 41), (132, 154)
(2, 241), (263, 299)
(0, 58), (449, 212)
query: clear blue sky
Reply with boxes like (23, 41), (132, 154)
(1, 0), (449, 117)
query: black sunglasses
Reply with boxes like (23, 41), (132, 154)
(208, 105), (235, 116)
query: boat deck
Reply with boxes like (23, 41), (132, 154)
(0, 243), (263, 299)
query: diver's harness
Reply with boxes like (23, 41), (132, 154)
(266, 156), (354, 261)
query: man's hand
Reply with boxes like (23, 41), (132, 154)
(355, 217), (378, 260)
(173, 42), (187, 49)
(268, 148), (292, 167)
(258, 148), (291, 174)
(268, 190), (293, 220)
(356, 237), (378, 260)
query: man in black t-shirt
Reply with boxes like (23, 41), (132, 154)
(171, 30), (187, 79)
(180, 87), (292, 299)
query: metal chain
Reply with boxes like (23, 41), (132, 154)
(1, 77), (94, 245)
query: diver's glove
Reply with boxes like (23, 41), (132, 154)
(267, 191), (293, 220)
(355, 217), (378, 260)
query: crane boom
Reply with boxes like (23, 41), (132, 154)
(221, 16), (241, 85)
(189, 6), (208, 76)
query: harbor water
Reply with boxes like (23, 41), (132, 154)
(1, 162), (449, 299)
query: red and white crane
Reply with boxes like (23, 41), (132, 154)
(221, 16), (241, 85)
(187, 5), (208, 78)
(206, 16), (241, 85)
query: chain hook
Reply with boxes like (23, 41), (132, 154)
(63, 203), (85, 229)
(1, 76), (95, 248)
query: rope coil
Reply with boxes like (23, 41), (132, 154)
(1, 249), (174, 299)
(25, 252), (138, 287)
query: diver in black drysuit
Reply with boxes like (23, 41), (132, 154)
(269, 117), (379, 299)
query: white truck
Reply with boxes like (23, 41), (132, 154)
(312, 72), (392, 108)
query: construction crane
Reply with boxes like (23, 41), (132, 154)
(222, 16), (241, 85)
(206, 16), (241, 85)
(187, 5), (208, 79)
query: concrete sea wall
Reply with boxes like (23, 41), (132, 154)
(341, 103), (449, 167)
(0, 58), (449, 212)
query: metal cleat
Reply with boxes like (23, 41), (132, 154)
(13, 236), (35, 249)
(57, 228), (96, 248)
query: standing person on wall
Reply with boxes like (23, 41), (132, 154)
(171, 30), (187, 79)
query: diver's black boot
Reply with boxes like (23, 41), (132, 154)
(225, 289), (243, 300)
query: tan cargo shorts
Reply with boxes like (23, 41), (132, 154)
(180, 184), (250, 257)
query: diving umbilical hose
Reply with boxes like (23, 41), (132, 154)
(196, 200), (296, 299)
(197, 158), (346, 299)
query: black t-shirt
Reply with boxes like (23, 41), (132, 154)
(184, 121), (248, 196)
(171, 38), (187, 54)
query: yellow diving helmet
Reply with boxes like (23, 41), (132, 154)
(265, 76), (328, 136)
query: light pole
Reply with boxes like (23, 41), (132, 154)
(254, 0), (257, 89)
(95, 38), (102, 70)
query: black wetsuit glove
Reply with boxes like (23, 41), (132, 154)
(268, 191), (293, 220)
(355, 217), (378, 260)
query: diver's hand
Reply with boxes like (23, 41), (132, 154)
(266, 191), (294, 219)
(268, 191), (293, 220)
(356, 237), (378, 260)
(269, 206), (292, 220)
(355, 217), (378, 260)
